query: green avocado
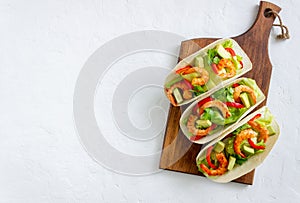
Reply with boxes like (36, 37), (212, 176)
(216, 44), (231, 59)
(182, 72), (200, 82)
(194, 55), (204, 67)
(232, 56), (242, 69)
(196, 119), (212, 129)
(173, 88), (183, 104)
(240, 92), (251, 108)
(213, 141), (225, 153)
(243, 145), (255, 156)
(227, 156), (236, 171)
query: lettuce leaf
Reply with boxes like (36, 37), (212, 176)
(200, 108), (212, 120)
(236, 55), (243, 61)
(212, 87), (234, 102)
(222, 40), (233, 48)
(207, 49), (218, 65)
(224, 107), (247, 125)
(191, 85), (208, 96)
(256, 108), (274, 126)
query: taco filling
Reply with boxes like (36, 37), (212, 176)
(182, 78), (262, 141)
(165, 39), (244, 106)
(197, 108), (276, 177)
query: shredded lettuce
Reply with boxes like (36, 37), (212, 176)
(191, 85), (208, 96)
(200, 108), (212, 120)
(224, 107), (247, 125)
(236, 55), (243, 61)
(212, 87), (234, 102)
(200, 108), (225, 125)
(207, 49), (218, 65)
(222, 40), (233, 48)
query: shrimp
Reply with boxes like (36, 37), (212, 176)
(233, 85), (257, 104)
(248, 121), (269, 142)
(198, 100), (231, 118)
(234, 129), (258, 158)
(217, 59), (236, 79)
(166, 82), (192, 106)
(191, 67), (209, 86)
(200, 153), (228, 176)
(187, 114), (212, 136)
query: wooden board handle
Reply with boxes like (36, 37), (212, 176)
(236, 1), (281, 42)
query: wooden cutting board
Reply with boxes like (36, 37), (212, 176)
(159, 1), (281, 185)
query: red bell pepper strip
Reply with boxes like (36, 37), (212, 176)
(175, 65), (192, 74)
(249, 114), (261, 122)
(183, 79), (193, 89)
(232, 83), (240, 88)
(225, 48), (236, 56)
(190, 135), (202, 141)
(239, 61), (243, 68)
(206, 146), (217, 169)
(198, 97), (213, 108)
(211, 63), (219, 74)
(225, 102), (244, 108)
(248, 138), (265, 150)
(182, 67), (196, 75)
(193, 97), (213, 114)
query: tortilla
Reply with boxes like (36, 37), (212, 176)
(164, 38), (252, 106)
(196, 106), (280, 183)
(180, 77), (265, 144)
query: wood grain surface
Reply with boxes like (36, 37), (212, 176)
(159, 1), (281, 185)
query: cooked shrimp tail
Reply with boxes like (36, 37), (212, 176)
(233, 85), (257, 104)
(234, 129), (257, 158)
(200, 153), (228, 176)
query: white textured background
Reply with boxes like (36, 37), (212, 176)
(1, 0), (299, 202)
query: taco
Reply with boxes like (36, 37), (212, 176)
(164, 38), (252, 106)
(196, 106), (280, 183)
(180, 77), (265, 144)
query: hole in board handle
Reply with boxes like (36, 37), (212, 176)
(264, 8), (273, 18)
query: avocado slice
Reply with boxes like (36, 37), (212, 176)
(194, 55), (204, 67)
(165, 76), (183, 88)
(243, 145), (255, 156)
(232, 56), (242, 69)
(227, 156), (236, 171)
(196, 119), (212, 129)
(182, 72), (200, 82)
(173, 88), (183, 104)
(240, 92), (251, 108)
(267, 125), (276, 136)
(213, 141), (225, 153)
(216, 44), (231, 59)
